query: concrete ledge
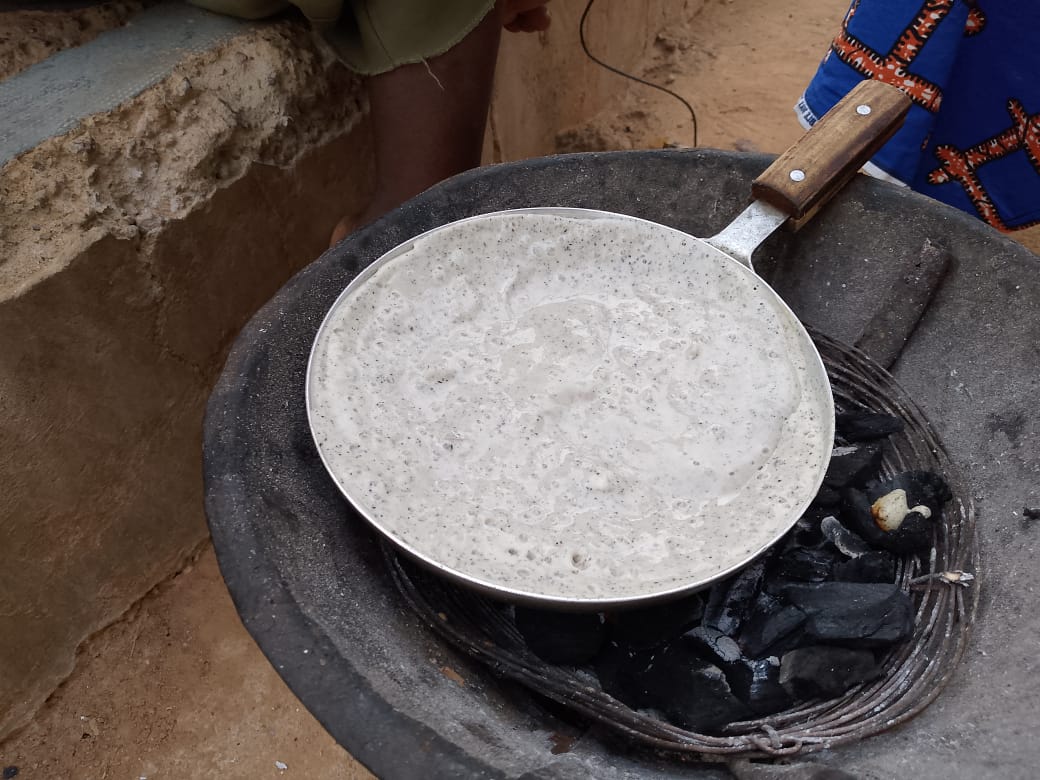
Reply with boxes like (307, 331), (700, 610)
(0, 14), (372, 738)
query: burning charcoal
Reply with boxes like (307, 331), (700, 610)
(813, 443), (885, 508)
(775, 546), (840, 582)
(820, 515), (873, 558)
(640, 638), (754, 731)
(842, 471), (951, 554)
(514, 607), (605, 665)
(739, 593), (808, 659)
(609, 593), (705, 650)
(779, 582), (914, 648)
(779, 646), (883, 700)
(703, 558), (768, 636)
(727, 656), (792, 715)
(832, 550), (897, 583)
(835, 410), (904, 442)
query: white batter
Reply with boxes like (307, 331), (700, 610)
(308, 212), (829, 601)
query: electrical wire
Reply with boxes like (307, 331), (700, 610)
(578, 0), (699, 147)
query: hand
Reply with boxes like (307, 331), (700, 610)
(502, 0), (551, 33)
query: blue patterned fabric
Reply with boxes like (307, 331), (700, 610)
(798, 1), (1040, 232)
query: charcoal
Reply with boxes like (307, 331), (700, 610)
(514, 607), (605, 665)
(775, 546), (839, 582)
(739, 593), (808, 658)
(820, 515), (873, 557)
(703, 558), (769, 635)
(780, 512), (827, 551)
(876, 471), (952, 512)
(609, 593), (704, 650)
(593, 641), (657, 705)
(832, 550), (897, 583)
(842, 470), (950, 554)
(641, 637), (754, 731)
(678, 626), (790, 714)
(814, 443), (884, 507)
(779, 646), (883, 700)
(682, 625), (742, 665)
(727, 655), (792, 715)
(835, 410), (904, 442)
(779, 582), (914, 648)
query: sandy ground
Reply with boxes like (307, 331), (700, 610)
(0, 545), (373, 779)
(0, 1), (1035, 778)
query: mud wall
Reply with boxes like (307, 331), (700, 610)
(0, 0), (696, 739)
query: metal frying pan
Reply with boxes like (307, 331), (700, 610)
(307, 80), (910, 609)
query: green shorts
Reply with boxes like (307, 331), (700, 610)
(189, 0), (498, 75)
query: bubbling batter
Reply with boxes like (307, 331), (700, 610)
(309, 212), (830, 601)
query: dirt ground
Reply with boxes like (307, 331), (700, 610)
(0, 0), (1034, 778)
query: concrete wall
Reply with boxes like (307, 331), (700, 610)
(0, 0), (695, 740)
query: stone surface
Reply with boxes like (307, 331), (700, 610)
(202, 149), (1039, 777)
(0, 20), (372, 741)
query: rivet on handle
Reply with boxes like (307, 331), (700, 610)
(857, 104), (872, 115)
(789, 169), (806, 182)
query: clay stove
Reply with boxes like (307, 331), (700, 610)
(203, 149), (1039, 779)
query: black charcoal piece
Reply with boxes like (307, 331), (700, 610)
(820, 515), (873, 557)
(779, 582), (914, 647)
(609, 593), (704, 650)
(813, 443), (885, 508)
(641, 639), (754, 731)
(781, 512), (827, 550)
(681, 627), (790, 714)
(842, 470), (950, 554)
(779, 646), (883, 700)
(876, 471), (952, 515)
(514, 607), (605, 665)
(825, 443), (885, 489)
(682, 625), (743, 665)
(832, 550), (897, 583)
(740, 594), (808, 659)
(703, 558), (769, 636)
(727, 655), (792, 715)
(776, 546), (839, 582)
(835, 410), (905, 442)
(593, 641), (657, 706)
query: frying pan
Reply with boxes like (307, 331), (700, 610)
(307, 80), (911, 609)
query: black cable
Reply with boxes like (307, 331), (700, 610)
(578, 0), (698, 148)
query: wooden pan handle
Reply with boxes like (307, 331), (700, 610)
(751, 80), (911, 221)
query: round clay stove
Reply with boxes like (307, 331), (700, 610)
(204, 150), (1038, 779)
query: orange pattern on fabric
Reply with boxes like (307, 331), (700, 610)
(927, 99), (1040, 230)
(830, 0), (954, 112)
